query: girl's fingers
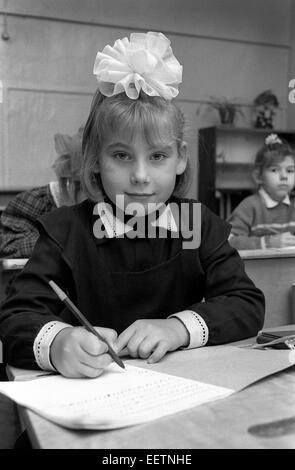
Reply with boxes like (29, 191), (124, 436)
(94, 327), (118, 346)
(118, 347), (128, 357)
(147, 341), (169, 364)
(78, 363), (108, 379)
(79, 327), (118, 356)
(116, 325), (137, 352)
(137, 337), (156, 359)
(80, 331), (108, 356)
(59, 352), (112, 378)
(124, 332), (147, 358)
(79, 351), (113, 370)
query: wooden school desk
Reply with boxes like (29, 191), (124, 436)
(7, 325), (295, 449)
(240, 248), (295, 327)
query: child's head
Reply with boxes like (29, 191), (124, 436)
(253, 134), (295, 202)
(81, 32), (190, 210)
(53, 126), (85, 205)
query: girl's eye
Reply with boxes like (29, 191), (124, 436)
(151, 153), (167, 161)
(113, 153), (131, 161)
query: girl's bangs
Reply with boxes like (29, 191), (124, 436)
(266, 150), (295, 168)
(99, 100), (173, 148)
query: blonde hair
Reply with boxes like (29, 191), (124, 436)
(81, 90), (191, 202)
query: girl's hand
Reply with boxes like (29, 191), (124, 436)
(50, 326), (118, 378)
(116, 318), (189, 364)
(267, 232), (295, 248)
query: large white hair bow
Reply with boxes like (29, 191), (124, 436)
(93, 31), (183, 100)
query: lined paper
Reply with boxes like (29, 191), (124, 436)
(0, 364), (233, 430)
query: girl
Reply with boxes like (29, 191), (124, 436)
(0, 126), (85, 258)
(0, 32), (264, 378)
(228, 134), (295, 250)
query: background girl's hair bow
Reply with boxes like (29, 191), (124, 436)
(93, 31), (183, 100)
(265, 134), (282, 146)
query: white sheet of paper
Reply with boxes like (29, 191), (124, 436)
(0, 364), (233, 430)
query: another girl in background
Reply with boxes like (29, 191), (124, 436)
(0, 32), (264, 378)
(0, 127), (85, 258)
(228, 134), (295, 250)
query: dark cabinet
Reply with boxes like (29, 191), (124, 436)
(198, 126), (295, 218)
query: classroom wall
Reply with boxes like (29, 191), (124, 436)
(0, 0), (292, 197)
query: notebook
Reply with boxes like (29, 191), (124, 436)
(0, 364), (233, 430)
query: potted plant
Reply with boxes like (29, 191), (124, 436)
(205, 97), (245, 126)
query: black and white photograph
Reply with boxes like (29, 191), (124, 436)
(0, 0), (294, 453)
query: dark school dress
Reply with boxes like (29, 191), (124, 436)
(0, 198), (265, 369)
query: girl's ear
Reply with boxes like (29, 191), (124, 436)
(176, 141), (188, 175)
(252, 168), (262, 186)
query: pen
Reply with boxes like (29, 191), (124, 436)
(49, 280), (125, 369)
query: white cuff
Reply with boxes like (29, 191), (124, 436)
(33, 321), (72, 371)
(168, 310), (209, 349)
